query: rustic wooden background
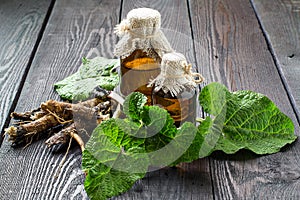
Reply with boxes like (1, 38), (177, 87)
(0, 0), (299, 199)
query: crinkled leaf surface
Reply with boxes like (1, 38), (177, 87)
(123, 93), (197, 166)
(142, 106), (177, 152)
(123, 92), (147, 122)
(82, 93), (203, 199)
(83, 119), (148, 200)
(54, 57), (119, 100)
(168, 122), (200, 165)
(85, 119), (148, 170)
(199, 82), (297, 154)
(82, 85), (297, 200)
(142, 106), (197, 166)
(82, 150), (145, 200)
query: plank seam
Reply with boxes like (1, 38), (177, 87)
(118, 0), (123, 23)
(249, 0), (300, 126)
(186, 0), (205, 116)
(186, 0), (204, 101)
(0, 0), (57, 147)
(115, 0), (123, 45)
(186, 0), (199, 73)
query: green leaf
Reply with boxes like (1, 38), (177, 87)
(83, 119), (149, 200)
(134, 105), (198, 167)
(85, 119), (148, 172)
(199, 82), (228, 116)
(82, 93), (202, 199)
(123, 92), (147, 122)
(199, 82), (297, 154)
(82, 150), (145, 200)
(54, 57), (119, 101)
(82, 84), (297, 200)
(142, 106), (177, 153)
(168, 122), (200, 165)
(196, 116), (225, 157)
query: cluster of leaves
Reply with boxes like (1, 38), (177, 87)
(54, 57), (119, 101)
(82, 82), (297, 200)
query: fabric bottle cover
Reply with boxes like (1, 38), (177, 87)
(114, 8), (173, 59)
(148, 52), (205, 97)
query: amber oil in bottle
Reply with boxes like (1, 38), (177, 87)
(153, 88), (196, 127)
(120, 49), (161, 105)
(114, 8), (173, 105)
(149, 52), (204, 127)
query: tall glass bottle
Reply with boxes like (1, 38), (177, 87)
(149, 52), (204, 127)
(114, 8), (173, 105)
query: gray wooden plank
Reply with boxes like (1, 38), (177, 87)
(189, 0), (300, 199)
(111, 0), (213, 199)
(0, 0), (52, 143)
(251, 0), (300, 120)
(0, 0), (121, 199)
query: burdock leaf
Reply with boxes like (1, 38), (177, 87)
(168, 122), (200, 165)
(85, 119), (148, 172)
(82, 119), (148, 200)
(82, 150), (145, 200)
(142, 106), (177, 153)
(199, 82), (297, 154)
(54, 57), (119, 100)
(123, 92), (147, 122)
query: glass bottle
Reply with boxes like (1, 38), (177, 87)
(153, 88), (196, 127)
(114, 8), (173, 105)
(120, 49), (161, 105)
(149, 52), (204, 127)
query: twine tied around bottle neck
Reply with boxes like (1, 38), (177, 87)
(181, 61), (205, 84)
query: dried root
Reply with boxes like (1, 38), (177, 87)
(45, 123), (85, 152)
(45, 124), (73, 147)
(6, 114), (61, 146)
(5, 96), (113, 151)
(10, 108), (47, 123)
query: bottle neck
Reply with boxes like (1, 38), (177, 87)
(121, 49), (161, 61)
(154, 87), (196, 99)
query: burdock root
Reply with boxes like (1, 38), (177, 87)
(5, 97), (112, 151)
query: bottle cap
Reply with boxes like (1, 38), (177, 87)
(114, 8), (173, 59)
(127, 8), (161, 35)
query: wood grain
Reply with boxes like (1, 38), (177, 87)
(1, 0), (299, 199)
(189, 0), (300, 199)
(251, 0), (300, 119)
(0, 0), (51, 143)
(0, 0), (120, 199)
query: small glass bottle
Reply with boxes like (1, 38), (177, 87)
(114, 8), (173, 105)
(149, 52), (204, 127)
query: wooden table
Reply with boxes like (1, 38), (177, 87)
(0, 0), (299, 199)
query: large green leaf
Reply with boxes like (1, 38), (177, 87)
(83, 119), (148, 200)
(82, 150), (145, 200)
(142, 106), (177, 152)
(82, 93), (202, 199)
(54, 57), (119, 100)
(168, 122), (200, 165)
(85, 119), (148, 173)
(82, 86), (297, 200)
(199, 82), (297, 154)
(142, 106), (197, 166)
